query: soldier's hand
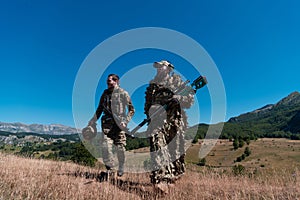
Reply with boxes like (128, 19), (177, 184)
(168, 95), (180, 105)
(120, 122), (127, 128)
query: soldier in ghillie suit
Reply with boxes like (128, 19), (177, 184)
(144, 60), (194, 191)
(89, 74), (135, 178)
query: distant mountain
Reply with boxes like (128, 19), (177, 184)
(227, 91), (300, 133)
(0, 122), (79, 135)
(188, 91), (300, 140)
(287, 110), (300, 133)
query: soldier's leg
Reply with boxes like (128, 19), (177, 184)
(101, 120), (117, 171)
(150, 128), (173, 184)
(115, 144), (125, 176)
(166, 128), (179, 162)
(178, 127), (186, 175)
(167, 121), (186, 177)
(101, 133), (115, 170)
(113, 129), (126, 177)
(100, 133), (116, 182)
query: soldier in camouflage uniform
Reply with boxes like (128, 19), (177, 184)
(144, 60), (194, 189)
(89, 74), (135, 177)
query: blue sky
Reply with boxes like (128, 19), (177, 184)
(0, 0), (299, 128)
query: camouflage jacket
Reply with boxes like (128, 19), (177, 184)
(94, 86), (135, 125)
(144, 74), (194, 121)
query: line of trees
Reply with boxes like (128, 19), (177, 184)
(17, 140), (97, 167)
(235, 147), (251, 162)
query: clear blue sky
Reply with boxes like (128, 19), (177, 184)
(1, 0), (299, 128)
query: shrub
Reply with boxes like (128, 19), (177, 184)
(232, 164), (245, 176)
(198, 158), (206, 166)
(244, 147), (251, 156)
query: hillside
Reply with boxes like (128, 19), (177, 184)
(228, 91), (300, 133)
(0, 138), (299, 200)
(228, 92), (300, 129)
(1, 92), (300, 199)
(188, 91), (300, 140)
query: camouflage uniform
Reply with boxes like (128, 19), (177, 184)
(91, 86), (135, 172)
(144, 73), (194, 184)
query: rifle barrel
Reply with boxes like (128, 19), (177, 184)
(131, 119), (148, 134)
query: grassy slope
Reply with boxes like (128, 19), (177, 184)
(186, 138), (300, 170)
(0, 138), (300, 200)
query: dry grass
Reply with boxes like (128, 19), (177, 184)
(187, 138), (300, 170)
(0, 150), (299, 200)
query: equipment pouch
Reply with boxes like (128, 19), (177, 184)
(101, 116), (114, 135)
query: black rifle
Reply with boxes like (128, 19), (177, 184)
(102, 105), (135, 138)
(130, 75), (207, 135)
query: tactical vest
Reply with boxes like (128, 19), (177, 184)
(149, 84), (174, 106)
(102, 88), (127, 113)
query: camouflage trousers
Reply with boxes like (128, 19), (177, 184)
(101, 122), (126, 171)
(149, 118), (186, 184)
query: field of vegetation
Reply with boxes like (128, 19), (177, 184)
(187, 138), (300, 169)
(0, 138), (299, 199)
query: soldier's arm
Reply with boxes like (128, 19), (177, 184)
(144, 84), (154, 118)
(124, 91), (135, 124)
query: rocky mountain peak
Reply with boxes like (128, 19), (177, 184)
(0, 122), (79, 135)
(275, 91), (300, 107)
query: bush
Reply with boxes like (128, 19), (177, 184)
(232, 164), (245, 176)
(239, 139), (245, 148)
(198, 158), (206, 166)
(244, 147), (251, 156)
(233, 139), (239, 150)
(192, 136), (198, 144)
(236, 156), (242, 162)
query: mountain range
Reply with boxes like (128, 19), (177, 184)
(228, 91), (300, 134)
(1, 91), (300, 137)
(0, 122), (79, 135)
(186, 91), (300, 141)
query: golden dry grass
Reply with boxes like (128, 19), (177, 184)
(1, 147), (299, 200)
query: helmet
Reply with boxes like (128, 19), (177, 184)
(82, 125), (97, 140)
(153, 60), (174, 69)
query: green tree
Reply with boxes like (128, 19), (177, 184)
(192, 135), (199, 144)
(244, 147), (251, 156)
(198, 158), (206, 166)
(70, 142), (97, 167)
(236, 156), (242, 162)
(239, 139), (245, 148)
(233, 139), (239, 150)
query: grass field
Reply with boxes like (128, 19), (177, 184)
(0, 138), (299, 199)
(186, 138), (300, 170)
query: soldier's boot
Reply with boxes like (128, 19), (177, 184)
(117, 163), (124, 177)
(107, 169), (117, 184)
(153, 182), (173, 195)
(98, 165), (111, 182)
(116, 147), (125, 177)
(97, 171), (108, 182)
